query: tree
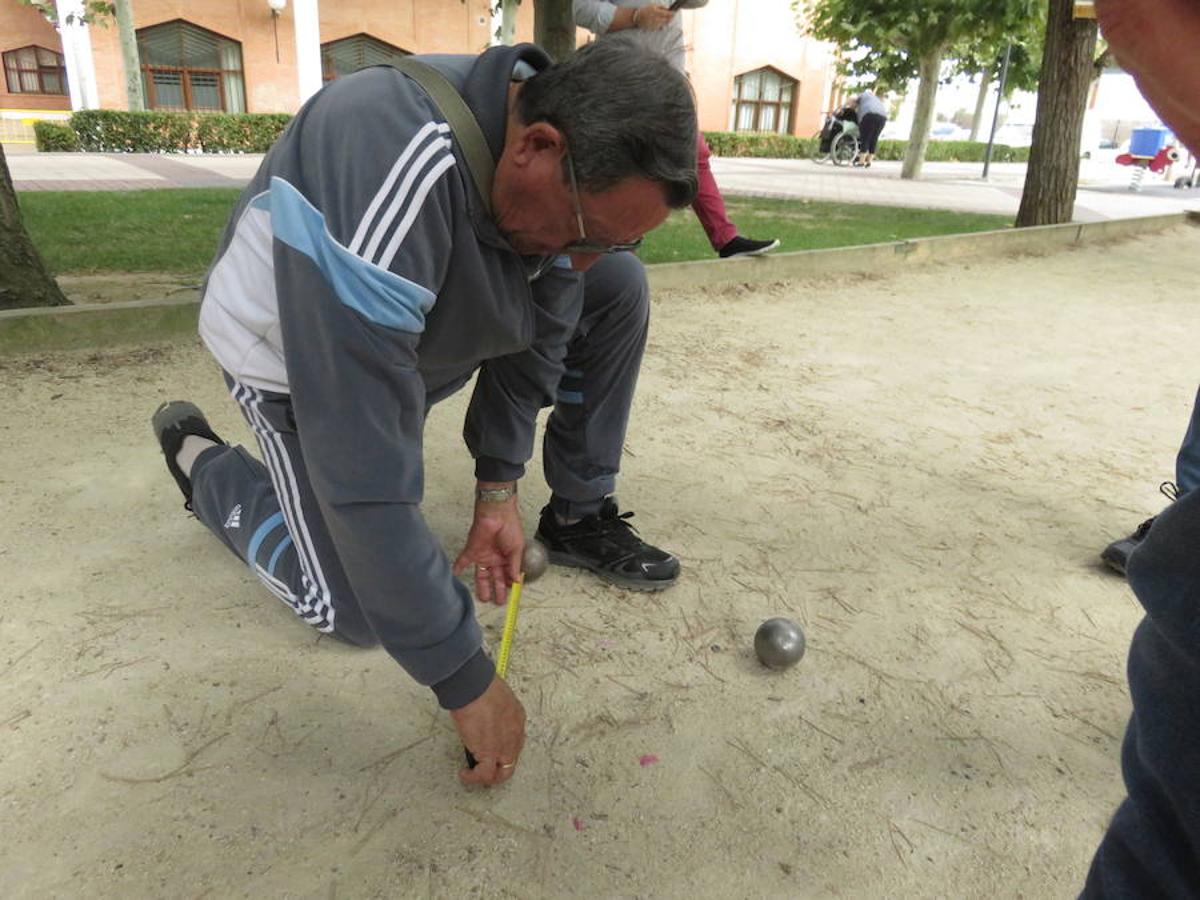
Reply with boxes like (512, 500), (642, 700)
(0, 145), (69, 310)
(952, 14), (1045, 141)
(113, 0), (144, 111)
(3, 0), (116, 309)
(1015, 0), (1099, 226)
(802, 0), (1035, 179)
(496, 0), (519, 45)
(968, 70), (992, 142)
(535, 0), (575, 62)
(491, 0), (575, 60)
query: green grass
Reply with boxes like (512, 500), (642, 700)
(21, 188), (242, 274)
(637, 196), (1013, 264)
(19, 188), (1013, 275)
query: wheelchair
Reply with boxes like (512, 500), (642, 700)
(813, 109), (860, 166)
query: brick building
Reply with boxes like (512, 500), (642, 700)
(1, 0), (836, 145)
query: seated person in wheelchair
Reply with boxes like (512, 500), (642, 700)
(819, 99), (859, 153)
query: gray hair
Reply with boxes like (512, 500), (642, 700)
(517, 35), (698, 208)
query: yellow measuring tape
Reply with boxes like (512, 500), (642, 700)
(463, 572), (528, 770)
(495, 578), (523, 678)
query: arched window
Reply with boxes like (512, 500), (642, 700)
(3, 45), (67, 95)
(321, 34), (410, 82)
(729, 67), (797, 135)
(137, 20), (246, 112)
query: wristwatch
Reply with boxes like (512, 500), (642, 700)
(475, 484), (517, 503)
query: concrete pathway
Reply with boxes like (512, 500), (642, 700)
(711, 156), (1200, 222)
(6, 145), (1200, 221)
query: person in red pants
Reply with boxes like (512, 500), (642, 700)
(574, 0), (781, 259)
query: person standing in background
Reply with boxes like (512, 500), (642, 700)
(1100, 387), (1198, 576)
(1081, 0), (1200, 894)
(852, 87), (887, 168)
(574, 0), (781, 259)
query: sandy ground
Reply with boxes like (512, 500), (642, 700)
(2, 227), (1198, 899)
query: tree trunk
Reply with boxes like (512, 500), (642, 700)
(0, 146), (69, 311)
(1015, 0), (1098, 227)
(114, 0), (145, 112)
(535, 0), (576, 62)
(500, 0), (519, 45)
(969, 67), (992, 142)
(901, 49), (942, 181)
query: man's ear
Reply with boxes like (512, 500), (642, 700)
(510, 121), (567, 167)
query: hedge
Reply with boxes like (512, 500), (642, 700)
(34, 121), (80, 152)
(704, 131), (818, 159)
(62, 109), (292, 153)
(37, 112), (1030, 163)
(702, 131), (1030, 164)
(872, 139), (1031, 163)
(196, 113), (293, 153)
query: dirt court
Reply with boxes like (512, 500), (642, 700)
(2, 226), (1197, 898)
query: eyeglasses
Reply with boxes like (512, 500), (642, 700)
(562, 148), (643, 256)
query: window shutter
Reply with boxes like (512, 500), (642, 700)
(321, 34), (410, 81)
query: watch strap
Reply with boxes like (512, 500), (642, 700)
(476, 485), (517, 503)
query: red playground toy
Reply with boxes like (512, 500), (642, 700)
(1115, 126), (1199, 190)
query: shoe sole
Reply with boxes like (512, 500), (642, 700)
(544, 548), (678, 592)
(1099, 550), (1128, 576)
(152, 400), (208, 436)
(152, 400), (226, 505)
(723, 239), (781, 259)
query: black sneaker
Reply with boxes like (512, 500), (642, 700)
(152, 400), (226, 510)
(1100, 482), (1179, 576)
(535, 498), (680, 591)
(1100, 516), (1156, 576)
(718, 236), (780, 259)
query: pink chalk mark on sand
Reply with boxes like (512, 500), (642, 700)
(639, 754), (659, 767)
(572, 817), (586, 832)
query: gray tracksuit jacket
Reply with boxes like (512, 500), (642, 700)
(198, 44), (583, 707)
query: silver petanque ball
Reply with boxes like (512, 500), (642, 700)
(522, 540), (550, 584)
(754, 617), (806, 670)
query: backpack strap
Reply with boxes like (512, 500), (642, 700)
(393, 57), (495, 216)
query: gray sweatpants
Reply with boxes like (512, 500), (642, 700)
(188, 252), (649, 641)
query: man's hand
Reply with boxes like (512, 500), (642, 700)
(611, 3), (675, 32)
(452, 676), (526, 786)
(452, 483), (524, 604)
(1096, 0), (1200, 154)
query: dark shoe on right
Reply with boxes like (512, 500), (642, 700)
(1100, 482), (1180, 576)
(1100, 516), (1156, 576)
(535, 498), (680, 591)
(718, 236), (780, 259)
(152, 400), (226, 510)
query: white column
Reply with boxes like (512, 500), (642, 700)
(292, 0), (322, 105)
(55, 0), (100, 109)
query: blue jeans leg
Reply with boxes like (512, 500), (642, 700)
(1174, 386), (1200, 496)
(1081, 488), (1200, 896)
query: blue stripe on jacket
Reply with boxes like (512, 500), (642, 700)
(256, 178), (436, 332)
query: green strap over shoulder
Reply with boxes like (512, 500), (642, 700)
(393, 57), (495, 216)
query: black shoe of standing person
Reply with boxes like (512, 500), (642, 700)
(1101, 516), (1157, 576)
(718, 236), (780, 259)
(152, 400), (226, 511)
(1100, 482), (1180, 576)
(535, 498), (680, 591)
